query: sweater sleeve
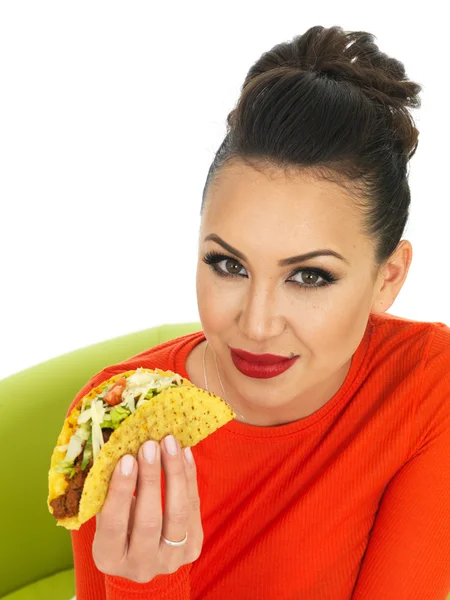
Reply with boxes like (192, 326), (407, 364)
(71, 519), (106, 600)
(351, 329), (450, 600)
(71, 517), (192, 600)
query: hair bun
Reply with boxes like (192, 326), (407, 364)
(243, 25), (422, 158)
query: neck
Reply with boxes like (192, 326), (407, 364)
(203, 341), (247, 423)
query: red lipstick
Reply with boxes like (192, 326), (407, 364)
(230, 347), (299, 379)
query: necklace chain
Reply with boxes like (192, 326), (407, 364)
(203, 341), (246, 423)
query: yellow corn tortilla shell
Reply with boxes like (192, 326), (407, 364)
(48, 368), (235, 530)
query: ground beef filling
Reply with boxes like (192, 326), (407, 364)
(50, 428), (114, 520)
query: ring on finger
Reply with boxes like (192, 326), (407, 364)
(161, 532), (188, 547)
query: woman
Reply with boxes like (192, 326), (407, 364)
(69, 25), (450, 599)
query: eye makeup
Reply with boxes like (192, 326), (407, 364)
(202, 251), (339, 289)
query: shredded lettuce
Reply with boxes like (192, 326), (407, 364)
(110, 405), (131, 428)
(90, 400), (106, 461)
(64, 434), (84, 463)
(81, 445), (92, 470)
(101, 405), (130, 430)
(137, 388), (158, 409)
(55, 460), (76, 479)
(76, 424), (91, 441)
(80, 431), (93, 470)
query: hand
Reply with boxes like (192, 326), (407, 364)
(92, 435), (203, 583)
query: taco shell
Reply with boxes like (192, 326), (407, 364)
(48, 368), (235, 530)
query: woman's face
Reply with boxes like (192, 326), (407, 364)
(196, 159), (397, 424)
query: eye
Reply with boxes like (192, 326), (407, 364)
(202, 252), (248, 278)
(220, 258), (246, 276)
(288, 268), (337, 289)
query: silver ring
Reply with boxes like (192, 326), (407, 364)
(161, 532), (188, 547)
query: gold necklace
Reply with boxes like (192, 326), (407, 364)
(202, 341), (246, 423)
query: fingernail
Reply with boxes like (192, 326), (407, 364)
(143, 440), (157, 464)
(184, 446), (194, 464)
(164, 435), (178, 456)
(120, 455), (134, 476)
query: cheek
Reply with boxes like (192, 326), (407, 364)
(292, 284), (372, 357)
(196, 267), (239, 333)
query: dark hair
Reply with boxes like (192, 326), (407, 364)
(201, 25), (422, 272)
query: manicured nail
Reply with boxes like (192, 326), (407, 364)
(164, 435), (178, 456)
(143, 440), (157, 464)
(184, 446), (194, 464)
(120, 455), (134, 476)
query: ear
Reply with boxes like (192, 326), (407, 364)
(371, 240), (413, 314)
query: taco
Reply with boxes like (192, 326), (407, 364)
(48, 367), (235, 530)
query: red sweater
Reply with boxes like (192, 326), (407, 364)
(69, 312), (450, 599)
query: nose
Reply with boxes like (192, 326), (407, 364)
(237, 282), (285, 343)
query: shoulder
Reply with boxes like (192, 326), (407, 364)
(372, 313), (450, 437)
(367, 313), (450, 450)
(66, 331), (205, 415)
(414, 319), (450, 436)
(368, 312), (450, 370)
(115, 330), (205, 374)
(363, 312), (449, 410)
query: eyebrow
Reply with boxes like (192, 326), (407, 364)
(204, 234), (349, 266)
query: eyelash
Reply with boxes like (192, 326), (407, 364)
(202, 251), (339, 289)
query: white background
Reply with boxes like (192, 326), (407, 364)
(1, 1), (448, 380)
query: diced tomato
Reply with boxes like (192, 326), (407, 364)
(104, 377), (127, 406)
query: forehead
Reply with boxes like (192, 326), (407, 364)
(203, 160), (369, 253)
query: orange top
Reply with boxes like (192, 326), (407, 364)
(69, 312), (450, 599)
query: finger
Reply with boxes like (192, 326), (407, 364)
(128, 440), (162, 558)
(127, 496), (137, 536)
(93, 454), (137, 567)
(160, 435), (190, 549)
(182, 446), (203, 561)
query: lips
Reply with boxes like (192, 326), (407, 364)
(229, 347), (299, 379)
(230, 348), (292, 364)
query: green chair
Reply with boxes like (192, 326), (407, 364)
(0, 322), (201, 600)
